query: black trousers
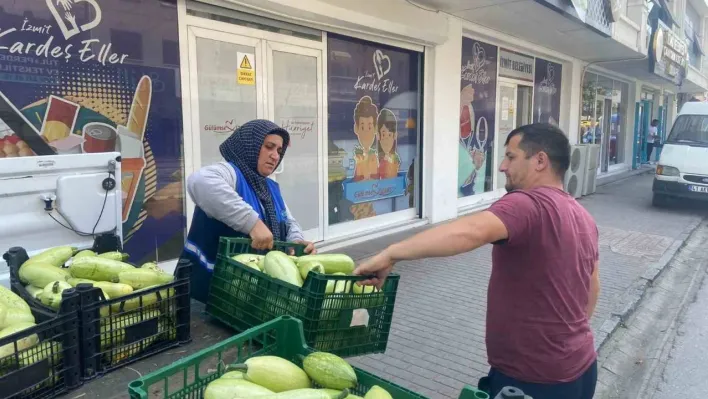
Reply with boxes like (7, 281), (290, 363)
(646, 142), (655, 162)
(479, 360), (597, 399)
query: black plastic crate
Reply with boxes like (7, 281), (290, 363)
(0, 289), (81, 399)
(74, 258), (191, 380)
(4, 234), (192, 381)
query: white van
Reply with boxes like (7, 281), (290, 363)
(652, 101), (708, 206)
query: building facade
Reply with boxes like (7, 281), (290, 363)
(0, 0), (706, 268)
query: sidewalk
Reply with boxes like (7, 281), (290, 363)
(340, 172), (707, 399)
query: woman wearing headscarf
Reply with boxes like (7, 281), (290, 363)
(182, 119), (316, 303)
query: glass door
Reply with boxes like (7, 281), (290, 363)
(266, 42), (323, 242)
(185, 22), (325, 242)
(187, 26), (264, 172)
(496, 81), (517, 190)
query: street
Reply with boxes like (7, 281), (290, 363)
(595, 218), (708, 399)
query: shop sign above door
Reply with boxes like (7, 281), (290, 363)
(649, 19), (688, 86)
(499, 49), (534, 82)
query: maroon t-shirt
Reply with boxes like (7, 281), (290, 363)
(486, 186), (599, 384)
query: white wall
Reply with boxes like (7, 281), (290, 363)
(423, 16), (462, 223)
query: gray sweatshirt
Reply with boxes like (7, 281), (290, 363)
(186, 162), (305, 242)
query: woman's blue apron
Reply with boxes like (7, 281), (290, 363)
(181, 163), (288, 303)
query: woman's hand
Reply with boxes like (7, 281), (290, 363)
(249, 220), (273, 250)
(294, 240), (317, 255)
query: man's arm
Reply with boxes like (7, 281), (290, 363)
(587, 261), (600, 319)
(385, 211), (509, 263)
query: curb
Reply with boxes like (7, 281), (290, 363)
(596, 167), (655, 188)
(595, 217), (704, 353)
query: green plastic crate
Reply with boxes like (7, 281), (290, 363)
(205, 237), (400, 357)
(127, 316), (425, 399)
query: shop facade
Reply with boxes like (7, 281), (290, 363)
(1, 0), (705, 271)
(456, 34), (569, 211)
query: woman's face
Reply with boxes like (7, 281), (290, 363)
(379, 125), (396, 154)
(257, 134), (283, 176)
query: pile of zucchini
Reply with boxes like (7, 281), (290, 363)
(0, 285), (61, 388)
(232, 251), (382, 296)
(17, 246), (178, 364)
(205, 351), (394, 399)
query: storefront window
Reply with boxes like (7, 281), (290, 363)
(326, 34), (421, 225)
(458, 38), (498, 198)
(581, 73), (598, 144)
(581, 73), (629, 169)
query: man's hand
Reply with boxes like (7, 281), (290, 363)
(249, 220), (273, 250)
(353, 250), (395, 290)
(294, 240), (317, 255)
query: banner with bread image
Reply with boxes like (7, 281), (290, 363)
(0, 0), (185, 265)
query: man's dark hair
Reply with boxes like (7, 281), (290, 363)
(505, 123), (571, 178)
(651, 119), (659, 126)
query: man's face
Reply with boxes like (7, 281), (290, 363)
(355, 116), (376, 149)
(257, 134), (283, 176)
(499, 134), (533, 192)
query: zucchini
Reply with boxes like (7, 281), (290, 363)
(303, 352), (357, 390)
(0, 322), (38, 360)
(364, 386), (392, 399)
(93, 281), (134, 298)
(320, 389), (363, 399)
(299, 260), (325, 281)
(0, 305), (36, 329)
(73, 250), (96, 259)
(249, 388), (350, 399)
(231, 254), (264, 271)
(20, 246), (76, 269)
(100, 309), (161, 350)
(69, 257), (135, 282)
(18, 341), (62, 367)
(0, 286), (31, 314)
(19, 263), (70, 288)
(98, 251), (130, 261)
(297, 254), (355, 275)
(39, 281), (72, 310)
(204, 378), (274, 399)
(110, 287), (174, 313)
(229, 355), (311, 392)
(25, 285), (44, 299)
(263, 251), (303, 287)
(325, 273), (350, 295)
(221, 371), (246, 379)
(115, 269), (174, 289)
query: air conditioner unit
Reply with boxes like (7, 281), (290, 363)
(564, 145), (588, 198)
(583, 144), (601, 196)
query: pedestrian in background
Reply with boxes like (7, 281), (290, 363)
(354, 123), (600, 399)
(647, 119), (659, 163)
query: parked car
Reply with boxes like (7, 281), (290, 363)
(652, 102), (708, 206)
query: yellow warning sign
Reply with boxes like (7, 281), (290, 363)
(239, 55), (252, 69)
(237, 52), (255, 85)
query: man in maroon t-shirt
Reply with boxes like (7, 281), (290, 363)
(354, 123), (600, 399)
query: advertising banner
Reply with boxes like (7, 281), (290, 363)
(327, 33), (420, 224)
(459, 37), (498, 198)
(533, 57), (562, 126)
(0, 1), (185, 264)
